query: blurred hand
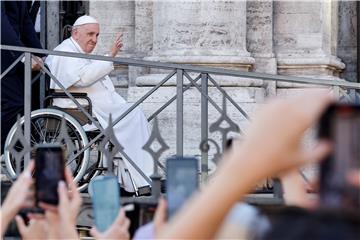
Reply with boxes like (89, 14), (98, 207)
(2, 161), (35, 216)
(280, 170), (318, 209)
(228, 90), (333, 181)
(31, 56), (43, 71)
(110, 33), (123, 57)
(90, 208), (130, 240)
(40, 167), (82, 239)
(15, 216), (48, 240)
(347, 170), (360, 188)
(43, 209), (61, 239)
(58, 168), (82, 224)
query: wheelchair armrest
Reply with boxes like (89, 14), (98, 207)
(44, 92), (92, 116)
(51, 92), (88, 98)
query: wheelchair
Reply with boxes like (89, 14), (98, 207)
(3, 74), (108, 192)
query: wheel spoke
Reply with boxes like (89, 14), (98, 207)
(52, 120), (61, 142)
(31, 120), (43, 141)
(37, 119), (47, 143)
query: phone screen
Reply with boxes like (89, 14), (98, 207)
(318, 104), (360, 209)
(35, 144), (65, 205)
(166, 157), (199, 219)
(91, 176), (120, 232)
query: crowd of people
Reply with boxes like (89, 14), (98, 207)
(1, 90), (359, 239)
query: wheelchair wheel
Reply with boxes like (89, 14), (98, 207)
(3, 108), (90, 183)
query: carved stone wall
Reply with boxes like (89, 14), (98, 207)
(145, 0), (254, 72)
(273, 1), (345, 84)
(48, 0), (357, 84)
(75, 0), (357, 163)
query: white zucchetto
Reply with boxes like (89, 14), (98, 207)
(73, 15), (98, 27)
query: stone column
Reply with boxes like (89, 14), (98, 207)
(337, 1), (357, 82)
(128, 0), (154, 87)
(144, 0), (254, 73)
(247, 0), (277, 97)
(274, 1), (345, 86)
(46, 1), (60, 51)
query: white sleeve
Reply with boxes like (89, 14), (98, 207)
(74, 59), (114, 87)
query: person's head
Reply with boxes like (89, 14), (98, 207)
(71, 15), (99, 53)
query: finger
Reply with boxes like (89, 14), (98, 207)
(64, 167), (80, 203)
(25, 160), (35, 174)
(347, 170), (360, 188)
(154, 197), (167, 233)
(71, 192), (83, 213)
(15, 215), (26, 233)
(22, 199), (35, 208)
(23, 192), (36, 208)
(306, 178), (319, 193)
(27, 213), (45, 220)
(116, 33), (123, 41)
(64, 167), (79, 197)
(58, 180), (69, 209)
(115, 208), (126, 226)
(290, 90), (334, 126)
(64, 168), (82, 209)
(39, 202), (58, 212)
(154, 197), (167, 222)
(64, 167), (74, 187)
(18, 161), (34, 184)
(90, 226), (99, 238)
(122, 217), (130, 231)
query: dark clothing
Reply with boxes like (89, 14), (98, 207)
(1, 1), (43, 153)
(28, 0), (41, 25)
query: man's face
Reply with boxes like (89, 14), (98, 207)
(72, 23), (99, 53)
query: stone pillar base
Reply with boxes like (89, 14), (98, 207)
(276, 55), (346, 88)
(144, 55), (255, 72)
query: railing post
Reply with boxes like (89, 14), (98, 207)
(40, 1), (47, 48)
(176, 69), (183, 156)
(201, 73), (208, 182)
(24, 52), (32, 166)
(40, 1), (46, 108)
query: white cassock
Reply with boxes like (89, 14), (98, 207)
(45, 37), (153, 191)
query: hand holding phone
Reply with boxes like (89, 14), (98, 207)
(90, 176), (121, 232)
(318, 103), (360, 209)
(166, 157), (199, 219)
(35, 144), (65, 205)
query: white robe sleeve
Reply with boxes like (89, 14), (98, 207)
(74, 59), (114, 87)
(45, 39), (114, 89)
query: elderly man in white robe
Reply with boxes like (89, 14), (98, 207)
(45, 15), (153, 194)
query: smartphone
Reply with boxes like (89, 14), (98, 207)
(318, 103), (360, 209)
(35, 144), (65, 205)
(166, 157), (199, 219)
(90, 176), (120, 232)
